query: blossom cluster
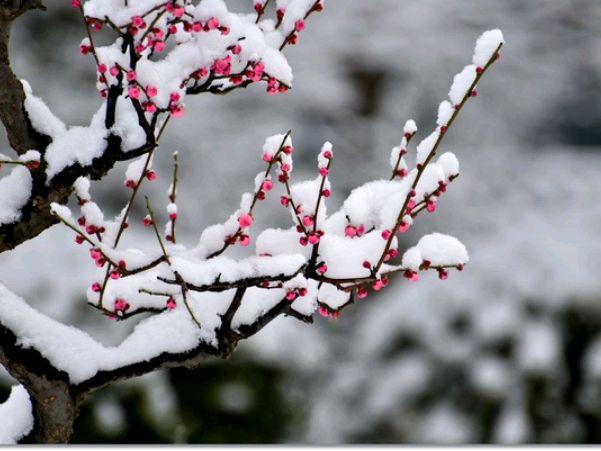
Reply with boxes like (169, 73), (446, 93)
(50, 25), (504, 336)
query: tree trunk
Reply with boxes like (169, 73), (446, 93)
(22, 380), (76, 444)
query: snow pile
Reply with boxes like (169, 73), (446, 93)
(0, 167), (32, 226)
(0, 385), (33, 444)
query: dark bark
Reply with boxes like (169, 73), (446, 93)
(0, 323), (75, 443)
(0, 287), (311, 443)
(0, 5), (47, 154)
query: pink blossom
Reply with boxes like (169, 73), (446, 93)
(398, 222), (410, 233)
(146, 86), (158, 98)
(308, 234), (320, 245)
(207, 17), (219, 30)
(302, 216), (314, 227)
(166, 298), (177, 310)
(345, 225), (357, 238)
(238, 213), (253, 228)
(128, 87), (140, 99)
(262, 180), (273, 192)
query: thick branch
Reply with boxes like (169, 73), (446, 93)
(0, 16), (48, 154)
(0, 323), (75, 444)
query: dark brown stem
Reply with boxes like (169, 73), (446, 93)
(374, 43), (503, 273)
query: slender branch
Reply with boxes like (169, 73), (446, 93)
(208, 130), (292, 258)
(374, 43), (503, 273)
(168, 151), (178, 243)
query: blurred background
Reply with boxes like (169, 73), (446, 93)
(1, 0), (601, 444)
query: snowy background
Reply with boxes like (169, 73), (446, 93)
(2, 0), (601, 444)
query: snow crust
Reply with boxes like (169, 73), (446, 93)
(0, 386), (33, 445)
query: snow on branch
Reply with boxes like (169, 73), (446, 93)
(0, 385), (33, 445)
(0, 0), (503, 412)
(0, 0), (325, 253)
(44, 28), (503, 343)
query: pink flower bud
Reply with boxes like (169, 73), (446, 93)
(357, 287), (368, 299)
(75, 235), (85, 245)
(286, 291), (297, 301)
(398, 222), (410, 233)
(166, 298), (177, 310)
(280, 196), (290, 207)
(143, 215), (152, 227)
(207, 17), (219, 30)
(173, 7), (184, 17)
(144, 102), (157, 113)
(262, 153), (273, 163)
(372, 280), (384, 291)
(345, 225), (357, 238)
(319, 167), (328, 177)
(114, 298), (129, 312)
(127, 71), (137, 82)
(145, 170), (157, 181)
(323, 189), (331, 198)
(109, 66), (120, 77)
(238, 213), (253, 228)
(317, 264), (327, 274)
(403, 270), (419, 282)
(170, 105), (185, 118)
(261, 180), (273, 192)
(125, 179), (137, 189)
(381, 230), (392, 240)
(426, 200), (437, 213)
(128, 87), (140, 99)
(438, 269), (449, 280)
(239, 234), (251, 246)
(302, 216), (314, 227)
(308, 234), (320, 245)
(132, 16), (145, 28)
(154, 41), (166, 52)
(109, 270), (121, 280)
(146, 86), (158, 98)
(294, 19), (305, 32)
(91, 282), (102, 292)
(318, 306), (329, 317)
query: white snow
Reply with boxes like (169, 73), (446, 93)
(473, 29), (504, 68)
(0, 385), (33, 445)
(22, 80), (66, 138)
(0, 283), (203, 384)
(45, 126), (108, 180)
(0, 167), (32, 226)
(416, 130), (440, 166)
(448, 65), (477, 106)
